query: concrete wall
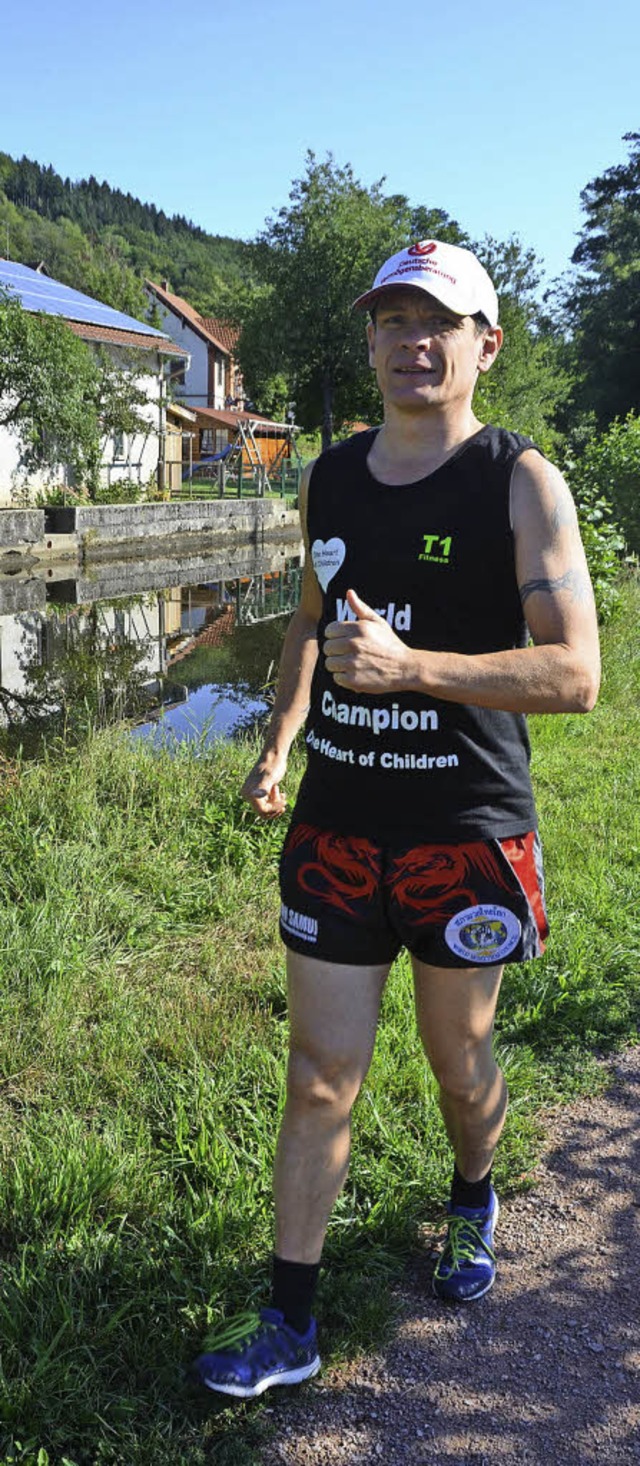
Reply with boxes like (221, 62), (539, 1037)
(0, 508), (46, 550)
(44, 498), (300, 560)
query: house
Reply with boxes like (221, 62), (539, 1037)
(145, 278), (243, 416)
(0, 260), (190, 504)
(145, 279), (301, 483)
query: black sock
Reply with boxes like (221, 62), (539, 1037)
(271, 1254), (321, 1335)
(450, 1163), (492, 1212)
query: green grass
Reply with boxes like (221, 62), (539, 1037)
(0, 579), (638, 1465)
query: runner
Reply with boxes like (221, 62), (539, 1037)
(192, 240), (601, 1398)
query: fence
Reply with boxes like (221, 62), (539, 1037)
(171, 460), (303, 502)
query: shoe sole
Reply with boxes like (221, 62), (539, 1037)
(200, 1355), (321, 1399)
(432, 1195), (499, 1304)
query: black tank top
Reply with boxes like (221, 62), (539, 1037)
(294, 425), (539, 842)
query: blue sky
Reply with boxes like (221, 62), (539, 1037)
(2, 0), (638, 289)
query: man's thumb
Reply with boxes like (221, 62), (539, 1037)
(346, 588), (380, 621)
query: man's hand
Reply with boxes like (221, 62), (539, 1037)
(324, 588), (413, 693)
(241, 751), (288, 818)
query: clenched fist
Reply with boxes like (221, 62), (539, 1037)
(323, 588), (415, 694)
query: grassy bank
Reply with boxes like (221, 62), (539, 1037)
(0, 580), (638, 1466)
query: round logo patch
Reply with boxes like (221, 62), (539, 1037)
(444, 904), (521, 964)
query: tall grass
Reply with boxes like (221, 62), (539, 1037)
(0, 580), (638, 1465)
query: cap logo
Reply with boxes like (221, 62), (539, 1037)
(408, 241), (437, 257)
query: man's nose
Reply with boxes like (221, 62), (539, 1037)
(402, 325), (433, 346)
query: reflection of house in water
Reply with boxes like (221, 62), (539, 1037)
(163, 588), (237, 668)
(0, 552), (303, 732)
(0, 597), (179, 728)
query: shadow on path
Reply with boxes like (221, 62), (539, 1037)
(260, 1049), (640, 1466)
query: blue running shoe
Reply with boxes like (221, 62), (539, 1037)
(432, 1187), (499, 1303)
(192, 1307), (321, 1399)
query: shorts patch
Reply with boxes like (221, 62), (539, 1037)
(279, 824), (548, 968)
(444, 904), (522, 964)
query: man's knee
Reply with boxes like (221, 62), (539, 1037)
(286, 1044), (364, 1114)
(430, 1044), (501, 1107)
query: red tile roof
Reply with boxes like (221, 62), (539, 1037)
(67, 320), (188, 355)
(199, 317), (239, 354)
(146, 280), (237, 355)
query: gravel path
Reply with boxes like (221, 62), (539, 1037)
(259, 1048), (640, 1466)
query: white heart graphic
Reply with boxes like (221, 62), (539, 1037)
(311, 537), (346, 592)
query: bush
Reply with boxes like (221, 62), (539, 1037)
(91, 476), (145, 505)
(567, 413), (640, 557)
(563, 470), (627, 622)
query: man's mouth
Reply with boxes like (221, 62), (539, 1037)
(395, 364), (434, 375)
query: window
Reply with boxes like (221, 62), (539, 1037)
(216, 356), (224, 388)
(113, 431), (126, 462)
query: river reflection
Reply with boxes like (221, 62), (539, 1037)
(0, 541), (303, 746)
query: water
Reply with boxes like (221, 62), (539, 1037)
(0, 541), (303, 746)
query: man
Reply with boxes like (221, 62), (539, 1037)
(193, 240), (600, 1398)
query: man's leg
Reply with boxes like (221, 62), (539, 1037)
(412, 958), (505, 1300)
(412, 958), (506, 1178)
(274, 950), (391, 1263)
(192, 951), (390, 1396)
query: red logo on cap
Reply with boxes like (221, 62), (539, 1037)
(408, 241), (437, 257)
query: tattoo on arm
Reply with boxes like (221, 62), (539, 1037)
(519, 569), (592, 606)
(549, 497), (577, 538)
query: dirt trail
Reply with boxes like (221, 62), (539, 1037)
(260, 1049), (640, 1466)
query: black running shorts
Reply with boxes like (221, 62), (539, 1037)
(279, 824), (549, 968)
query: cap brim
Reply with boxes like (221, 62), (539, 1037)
(351, 280), (467, 315)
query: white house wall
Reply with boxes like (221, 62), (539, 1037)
(150, 301), (210, 410)
(0, 349), (164, 506)
(105, 361), (162, 489)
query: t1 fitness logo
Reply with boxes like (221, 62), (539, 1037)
(419, 532), (453, 564)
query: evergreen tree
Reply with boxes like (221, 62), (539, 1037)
(558, 132), (640, 425)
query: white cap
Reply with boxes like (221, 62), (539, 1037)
(352, 240), (499, 327)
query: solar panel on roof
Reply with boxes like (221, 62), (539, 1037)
(0, 259), (164, 338)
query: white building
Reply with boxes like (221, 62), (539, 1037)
(145, 279), (242, 414)
(0, 261), (189, 505)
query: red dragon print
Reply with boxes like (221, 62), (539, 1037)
(387, 841), (512, 927)
(285, 824), (381, 917)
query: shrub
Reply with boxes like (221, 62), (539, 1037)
(567, 412), (640, 556)
(560, 464), (627, 622)
(90, 476), (145, 505)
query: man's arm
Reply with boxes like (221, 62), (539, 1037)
(323, 451), (601, 714)
(241, 464), (321, 816)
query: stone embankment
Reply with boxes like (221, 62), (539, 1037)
(0, 499), (300, 567)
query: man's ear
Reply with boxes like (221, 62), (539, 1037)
(477, 326), (503, 375)
(366, 318), (376, 368)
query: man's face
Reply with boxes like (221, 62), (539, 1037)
(366, 288), (502, 413)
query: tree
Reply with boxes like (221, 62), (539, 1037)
(235, 154), (465, 449)
(564, 411), (640, 557)
(473, 237), (570, 450)
(235, 155), (569, 449)
(557, 132), (640, 426)
(0, 288), (150, 495)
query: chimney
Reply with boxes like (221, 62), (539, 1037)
(161, 279), (170, 292)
